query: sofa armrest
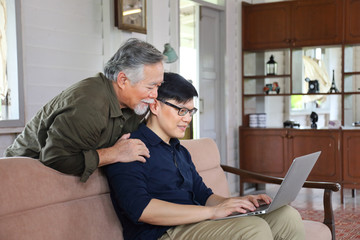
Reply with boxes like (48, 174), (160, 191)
(221, 164), (340, 240)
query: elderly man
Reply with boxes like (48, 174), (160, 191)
(104, 72), (305, 240)
(5, 38), (164, 182)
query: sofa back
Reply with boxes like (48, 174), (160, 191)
(0, 138), (228, 240)
(0, 157), (123, 240)
(181, 138), (230, 198)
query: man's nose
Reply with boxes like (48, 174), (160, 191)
(149, 88), (158, 99)
(182, 113), (192, 123)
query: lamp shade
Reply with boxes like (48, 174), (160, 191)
(163, 43), (178, 63)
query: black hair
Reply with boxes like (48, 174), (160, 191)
(157, 72), (198, 103)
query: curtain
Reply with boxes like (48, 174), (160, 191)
(0, 0), (7, 101)
(302, 55), (331, 103)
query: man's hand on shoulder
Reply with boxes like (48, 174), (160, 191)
(97, 133), (150, 167)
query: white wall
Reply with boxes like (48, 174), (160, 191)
(22, 0), (104, 119)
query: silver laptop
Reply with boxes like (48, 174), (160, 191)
(216, 151), (321, 220)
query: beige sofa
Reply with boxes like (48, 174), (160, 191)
(0, 138), (340, 240)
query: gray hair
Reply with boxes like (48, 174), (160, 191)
(104, 38), (164, 84)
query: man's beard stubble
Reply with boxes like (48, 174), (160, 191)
(134, 99), (155, 115)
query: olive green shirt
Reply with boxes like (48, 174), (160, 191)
(5, 73), (144, 182)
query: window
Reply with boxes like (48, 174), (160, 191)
(0, 0), (24, 128)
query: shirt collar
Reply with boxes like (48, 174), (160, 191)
(99, 72), (133, 120)
(138, 123), (180, 149)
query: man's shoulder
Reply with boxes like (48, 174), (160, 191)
(68, 73), (110, 95)
(129, 124), (155, 145)
(57, 73), (113, 109)
(129, 125), (144, 139)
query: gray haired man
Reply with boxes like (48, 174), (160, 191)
(5, 38), (164, 182)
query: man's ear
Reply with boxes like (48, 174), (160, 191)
(149, 100), (161, 116)
(116, 72), (127, 89)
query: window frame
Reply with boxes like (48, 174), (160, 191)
(0, 0), (24, 129)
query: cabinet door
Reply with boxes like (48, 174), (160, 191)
(242, 2), (291, 50)
(343, 131), (360, 184)
(239, 128), (288, 177)
(292, 0), (343, 47)
(288, 130), (341, 182)
(345, 0), (360, 44)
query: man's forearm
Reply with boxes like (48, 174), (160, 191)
(205, 194), (228, 206)
(139, 199), (214, 226)
(96, 148), (112, 167)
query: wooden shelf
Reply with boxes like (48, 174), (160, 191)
(291, 92), (343, 95)
(344, 71), (360, 75)
(244, 92), (344, 97)
(243, 74), (291, 79)
(244, 94), (290, 97)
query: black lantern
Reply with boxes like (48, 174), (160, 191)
(266, 55), (277, 75)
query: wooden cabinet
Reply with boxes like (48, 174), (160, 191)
(239, 128), (289, 177)
(239, 127), (341, 183)
(242, 2), (291, 50)
(288, 129), (341, 182)
(241, 0), (360, 202)
(240, 127), (360, 202)
(345, 0), (360, 44)
(243, 0), (343, 50)
(342, 130), (360, 188)
(292, 0), (343, 47)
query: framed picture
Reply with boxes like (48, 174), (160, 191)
(115, 0), (147, 34)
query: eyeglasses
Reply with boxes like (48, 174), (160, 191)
(158, 99), (198, 117)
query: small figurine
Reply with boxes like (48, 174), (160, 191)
(310, 111), (318, 129)
(305, 78), (319, 93)
(263, 82), (280, 94)
(328, 70), (339, 93)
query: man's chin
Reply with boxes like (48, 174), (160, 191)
(134, 103), (149, 115)
(175, 131), (186, 139)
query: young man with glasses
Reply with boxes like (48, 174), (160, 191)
(104, 72), (305, 240)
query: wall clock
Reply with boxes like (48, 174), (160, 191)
(115, 0), (147, 34)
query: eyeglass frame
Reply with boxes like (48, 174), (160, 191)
(157, 99), (198, 117)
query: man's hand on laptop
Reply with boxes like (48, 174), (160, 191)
(209, 194), (272, 220)
(242, 194), (272, 208)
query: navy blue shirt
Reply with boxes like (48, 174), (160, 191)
(104, 124), (213, 240)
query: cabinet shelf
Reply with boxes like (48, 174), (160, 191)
(244, 93), (290, 97)
(344, 71), (360, 75)
(291, 92), (343, 96)
(244, 92), (344, 97)
(243, 74), (291, 79)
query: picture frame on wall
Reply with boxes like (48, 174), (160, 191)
(115, 0), (147, 34)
